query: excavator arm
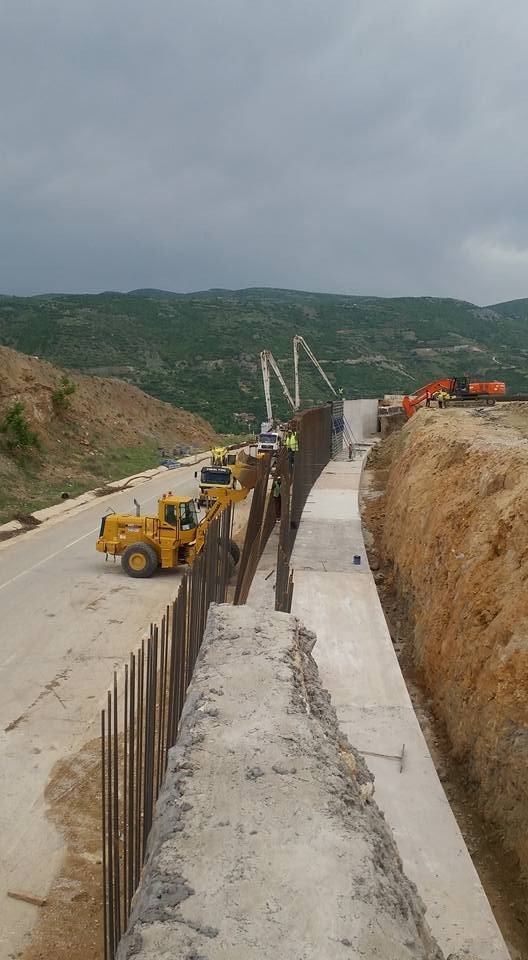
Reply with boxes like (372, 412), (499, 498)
(402, 376), (506, 418)
(260, 350), (296, 426)
(293, 335), (338, 410)
(402, 379), (455, 418)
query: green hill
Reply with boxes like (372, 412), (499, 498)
(0, 288), (527, 431)
(487, 298), (528, 319)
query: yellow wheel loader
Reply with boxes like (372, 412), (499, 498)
(195, 465), (238, 508)
(96, 485), (246, 579)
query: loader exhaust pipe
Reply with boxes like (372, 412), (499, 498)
(134, 498), (140, 517)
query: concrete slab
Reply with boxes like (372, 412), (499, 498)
(290, 458), (510, 960)
(32, 491), (98, 522)
(289, 521), (367, 573)
(0, 520), (23, 534)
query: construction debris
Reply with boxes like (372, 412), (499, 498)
(7, 890), (47, 908)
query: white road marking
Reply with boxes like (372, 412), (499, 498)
(0, 527), (101, 592)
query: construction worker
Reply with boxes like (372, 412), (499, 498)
(287, 428), (299, 472)
(284, 430), (291, 462)
(272, 473), (282, 519)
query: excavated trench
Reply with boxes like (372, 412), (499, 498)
(360, 404), (528, 960)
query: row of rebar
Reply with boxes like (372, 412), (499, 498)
(101, 505), (233, 960)
(275, 452), (293, 612)
(275, 404), (333, 611)
(100, 409), (334, 957)
(290, 404), (333, 531)
(233, 452), (273, 604)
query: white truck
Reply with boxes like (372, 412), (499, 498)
(257, 430), (281, 454)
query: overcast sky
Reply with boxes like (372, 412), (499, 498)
(1, 0), (527, 304)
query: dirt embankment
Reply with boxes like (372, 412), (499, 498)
(363, 405), (528, 888)
(0, 345), (215, 520)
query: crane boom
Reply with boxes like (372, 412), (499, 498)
(293, 335), (338, 409)
(259, 350), (296, 426)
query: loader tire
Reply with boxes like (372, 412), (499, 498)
(122, 542), (158, 578)
(229, 539), (241, 566)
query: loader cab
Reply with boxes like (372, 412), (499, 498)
(199, 466), (232, 488)
(195, 466), (236, 507)
(159, 495), (199, 541)
(179, 499), (199, 531)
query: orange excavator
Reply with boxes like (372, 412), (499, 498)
(402, 376), (506, 418)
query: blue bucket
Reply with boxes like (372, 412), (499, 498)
(353, 554), (361, 565)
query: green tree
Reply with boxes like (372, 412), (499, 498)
(51, 374), (76, 411)
(0, 402), (41, 453)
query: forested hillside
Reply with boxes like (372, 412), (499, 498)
(1, 288), (527, 430)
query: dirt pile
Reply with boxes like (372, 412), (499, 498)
(21, 739), (103, 960)
(0, 345), (215, 520)
(364, 404), (528, 887)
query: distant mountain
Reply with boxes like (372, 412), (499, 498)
(487, 298), (528, 318)
(0, 288), (527, 431)
(128, 288), (185, 299)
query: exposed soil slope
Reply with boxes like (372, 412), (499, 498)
(364, 404), (528, 887)
(0, 345), (215, 521)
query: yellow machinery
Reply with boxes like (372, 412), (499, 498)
(96, 485), (247, 578)
(211, 445), (230, 466)
(195, 465), (238, 507)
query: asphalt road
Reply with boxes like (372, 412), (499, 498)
(0, 463), (207, 958)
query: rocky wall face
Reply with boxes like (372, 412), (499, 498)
(377, 406), (528, 883)
(118, 604), (444, 960)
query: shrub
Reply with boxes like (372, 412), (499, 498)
(0, 402), (41, 453)
(52, 375), (76, 411)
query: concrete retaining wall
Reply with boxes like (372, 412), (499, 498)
(118, 605), (446, 960)
(344, 398), (379, 440)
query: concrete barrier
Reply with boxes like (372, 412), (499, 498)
(117, 604), (444, 960)
(343, 398), (379, 441)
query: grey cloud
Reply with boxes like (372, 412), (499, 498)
(1, 0), (527, 302)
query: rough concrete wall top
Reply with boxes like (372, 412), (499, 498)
(118, 604), (447, 960)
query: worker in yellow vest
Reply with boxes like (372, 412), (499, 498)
(286, 428), (299, 472)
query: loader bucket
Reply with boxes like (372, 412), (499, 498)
(230, 449), (259, 489)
